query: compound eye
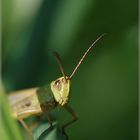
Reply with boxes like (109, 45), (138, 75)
(54, 80), (62, 91)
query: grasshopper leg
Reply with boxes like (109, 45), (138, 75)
(40, 104), (53, 129)
(62, 105), (78, 139)
(45, 112), (53, 129)
(18, 119), (32, 137)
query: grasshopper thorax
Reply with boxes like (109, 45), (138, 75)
(51, 76), (71, 106)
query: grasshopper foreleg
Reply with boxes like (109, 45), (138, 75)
(62, 105), (78, 139)
(40, 104), (53, 129)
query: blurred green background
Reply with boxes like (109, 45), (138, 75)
(2, 0), (138, 140)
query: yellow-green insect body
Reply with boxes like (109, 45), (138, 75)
(9, 76), (71, 119)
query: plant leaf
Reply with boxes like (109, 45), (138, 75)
(33, 122), (66, 140)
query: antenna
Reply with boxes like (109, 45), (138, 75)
(53, 51), (67, 81)
(69, 33), (106, 79)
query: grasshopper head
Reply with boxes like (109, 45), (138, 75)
(51, 76), (71, 106)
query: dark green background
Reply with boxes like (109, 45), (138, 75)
(2, 0), (138, 140)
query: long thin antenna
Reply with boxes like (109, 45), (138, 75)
(53, 51), (67, 81)
(69, 33), (106, 79)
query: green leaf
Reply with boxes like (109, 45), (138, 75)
(33, 122), (66, 140)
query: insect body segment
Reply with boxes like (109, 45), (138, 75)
(8, 88), (42, 119)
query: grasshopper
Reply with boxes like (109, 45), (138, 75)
(8, 34), (105, 139)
